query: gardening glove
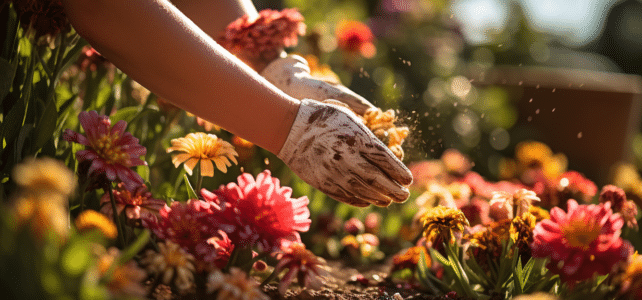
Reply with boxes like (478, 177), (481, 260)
(260, 54), (375, 115)
(278, 99), (413, 207)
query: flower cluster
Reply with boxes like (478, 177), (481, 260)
(335, 20), (376, 58)
(217, 8), (306, 67)
(360, 107), (409, 159)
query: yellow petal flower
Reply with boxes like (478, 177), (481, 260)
(167, 132), (238, 177)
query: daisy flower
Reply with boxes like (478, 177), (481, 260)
(167, 132), (238, 177)
(275, 241), (328, 294)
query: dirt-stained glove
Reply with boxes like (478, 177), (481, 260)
(261, 55), (375, 115)
(278, 99), (413, 207)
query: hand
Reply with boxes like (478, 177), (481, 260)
(261, 55), (375, 115)
(278, 99), (413, 207)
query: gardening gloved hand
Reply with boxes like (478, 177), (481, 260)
(260, 54), (375, 115)
(278, 99), (413, 207)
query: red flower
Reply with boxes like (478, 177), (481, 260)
(275, 241), (328, 295)
(100, 182), (166, 225)
(336, 20), (376, 58)
(12, 0), (69, 38)
(201, 170), (311, 252)
(600, 185), (628, 211)
(63, 111), (146, 190)
(530, 200), (633, 283)
(556, 171), (598, 204)
(461, 171), (528, 199)
(217, 8), (306, 64)
(196, 230), (235, 271)
(144, 200), (221, 255)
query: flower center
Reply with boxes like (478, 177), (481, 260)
(562, 218), (601, 250)
(92, 134), (130, 165)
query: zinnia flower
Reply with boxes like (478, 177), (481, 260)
(392, 245), (429, 272)
(196, 230), (235, 271)
(556, 171), (598, 204)
(600, 185), (628, 211)
(202, 170), (311, 252)
(144, 200), (221, 255)
(530, 200), (633, 283)
(140, 241), (196, 294)
(275, 241), (328, 294)
(489, 188), (540, 220)
(100, 182), (166, 225)
(206, 268), (268, 300)
(419, 206), (469, 246)
(620, 252), (642, 300)
(63, 111), (147, 190)
(441, 149), (473, 176)
(335, 20), (376, 58)
(217, 8), (306, 67)
(75, 209), (117, 239)
(167, 132), (238, 177)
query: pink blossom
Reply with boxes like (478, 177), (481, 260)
(100, 182), (166, 225)
(201, 170), (311, 252)
(530, 200), (633, 283)
(63, 111), (146, 190)
(556, 171), (598, 204)
(275, 241), (328, 295)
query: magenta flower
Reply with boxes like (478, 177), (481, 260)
(63, 111), (146, 190)
(530, 200), (633, 283)
(100, 182), (166, 225)
(275, 241), (328, 295)
(201, 170), (311, 252)
(196, 230), (235, 271)
(144, 200), (221, 255)
(556, 171), (598, 204)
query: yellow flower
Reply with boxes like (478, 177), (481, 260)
(529, 205), (550, 222)
(12, 157), (76, 199)
(75, 210), (117, 239)
(510, 212), (537, 256)
(167, 132), (238, 177)
(419, 206), (469, 245)
(621, 252), (642, 299)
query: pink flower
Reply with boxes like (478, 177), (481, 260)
(460, 197), (491, 226)
(196, 230), (235, 271)
(275, 241), (328, 295)
(202, 170), (311, 252)
(144, 200), (221, 255)
(63, 111), (146, 190)
(530, 200), (633, 283)
(461, 171), (528, 199)
(344, 217), (365, 235)
(217, 8), (306, 64)
(100, 182), (166, 225)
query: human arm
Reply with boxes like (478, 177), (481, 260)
(61, 0), (297, 153)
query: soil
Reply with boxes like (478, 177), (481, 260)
(149, 260), (486, 300)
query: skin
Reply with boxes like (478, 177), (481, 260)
(61, 0), (297, 154)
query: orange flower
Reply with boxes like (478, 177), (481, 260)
(419, 206), (469, 245)
(75, 209), (117, 239)
(167, 132), (238, 177)
(336, 20), (376, 58)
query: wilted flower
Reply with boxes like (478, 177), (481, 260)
(167, 132), (238, 177)
(217, 8), (306, 69)
(335, 20), (376, 58)
(63, 111), (147, 190)
(206, 268), (268, 300)
(531, 200), (633, 283)
(360, 107), (408, 159)
(275, 241), (328, 294)
(202, 170), (311, 252)
(621, 200), (639, 230)
(620, 252), (642, 300)
(510, 212), (537, 259)
(556, 171), (598, 204)
(391, 245), (429, 272)
(100, 182), (166, 225)
(141, 241), (196, 294)
(75, 209), (117, 239)
(419, 206), (469, 245)
(144, 200), (221, 254)
(600, 185), (628, 211)
(489, 189), (540, 220)
(96, 247), (147, 298)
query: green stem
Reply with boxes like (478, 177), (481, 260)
(223, 245), (241, 273)
(260, 266), (281, 287)
(108, 185), (126, 247)
(196, 172), (203, 197)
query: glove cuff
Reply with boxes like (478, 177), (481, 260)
(277, 99), (318, 163)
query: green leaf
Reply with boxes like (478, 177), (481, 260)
(0, 98), (25, 147)
(183, 174), (198, 200)
(32, 98), (58, 151)
(417, 250), (441, 295)
(110, 106), (141, 124)
(0, 57), (17, 102)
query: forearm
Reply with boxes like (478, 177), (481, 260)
(170, 0), (258, 39)
(61, 0), (298, 153)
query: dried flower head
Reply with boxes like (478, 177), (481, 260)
(12, 157), (76, 198)
(531, 200), (633, 283)
(167, 132), (238, 177)
(621, 200), (639, 230)
(141, 241), (196, 294)
(420, 206), (469, 245)
(203, 170), (311, 252)
(467, 220), (511, 259)
(510, 212), (537, 258)
(600, 185), (628, 212)
(336, 20), (376, 58)
(489, 189), (540, 220)
(63, 111), (147, 190)
(75, 209), (117, 239)
(100, 182), (166, 225)
(96, 247), (147, 298)
(359, 107), (408, 159)
(206, 268), (268, 300)
(275, 241), (328, 294)
(217, 8), (306, 67)
(392, 246), (429, 272)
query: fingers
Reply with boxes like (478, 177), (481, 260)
(324, 189), (371, 207)
(360, 142), (413, 186)
(324, 84), (375, 115)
